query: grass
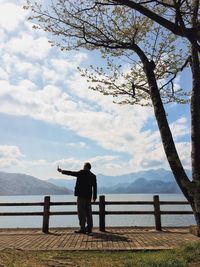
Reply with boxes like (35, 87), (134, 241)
(0, 243), (200, 267)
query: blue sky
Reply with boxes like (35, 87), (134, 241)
(0, 0), (191, 180)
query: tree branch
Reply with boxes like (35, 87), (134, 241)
(110, 0), (200, 51)
(159, 55), (191, 90)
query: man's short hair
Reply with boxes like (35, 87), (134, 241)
(84, 162), (91, 170)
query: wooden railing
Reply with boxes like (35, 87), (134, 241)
(0, 195), (194, 233)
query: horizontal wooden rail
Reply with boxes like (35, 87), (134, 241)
(0, 195), (194, 233)
(0, 212), (43, 216)
(161, 211), (193, 215)
(50, 201), (99, 206)
(160, 201), (189, 205)
(50, 211), (99, 216)
(0, 202), (44, 206)
(50, 202), (77, 206)
(106, 211), (155, 215)
(105, 201), (154, 205)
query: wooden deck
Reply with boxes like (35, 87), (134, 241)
(0, 227), (199, 251)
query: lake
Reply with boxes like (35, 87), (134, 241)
(0, 194), (195, 228)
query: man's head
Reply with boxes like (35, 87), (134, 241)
(83, 162), (91, 170)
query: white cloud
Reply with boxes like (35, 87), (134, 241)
(170, 117), (190, 139)
(18, 79), (37, 91)
(1, 154), (117, 179)
(0, 145), (23, 158)
(0, 28), (6, 42)
(176, 142), (191, 169)
(0, 138), (190, 179)
(14, 61), (40, 81)
(54, 158), (83, 171)
(38, 85), (62, 104)
(0, 2), (26, 32)
(68, 142), (89, 149)
(0, 74), (155, 159)
(0, 145), (24, 168)
(0, 67), (9, 80)
(50, 155), (120, 178)
(7, 34), (51, 60)
(0, 64), (190, 176)
(51, 54), (87, 73)
(41, 67), (61, 84)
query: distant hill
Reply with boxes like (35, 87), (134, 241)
(101, 178), (181, 194)
(48, 177), (76, 191)
(0, 169), (186, 196)
(48, 168), (190, 194)
(97, 168), (191, 187)
(0, 172), (72, 195)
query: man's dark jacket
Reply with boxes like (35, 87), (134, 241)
(61, 169), (97, 200)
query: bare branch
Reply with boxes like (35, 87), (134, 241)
(159, 55), (191, 91)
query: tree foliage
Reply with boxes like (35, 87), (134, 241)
(110, 0), (200, 51)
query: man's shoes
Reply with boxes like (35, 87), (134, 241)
(74, 229), (86, 234)
(74, 228), (92, 234)
(86, 229), (92, 234)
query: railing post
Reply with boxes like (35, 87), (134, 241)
(42, 196), (50, 234)
(99, 195), (105, 231)
(153, 195), (162, 231)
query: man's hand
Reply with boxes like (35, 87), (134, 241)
(57, 166), (62, 173)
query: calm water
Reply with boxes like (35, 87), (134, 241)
(0, 194), (195, 228)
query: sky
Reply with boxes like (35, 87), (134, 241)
(0, 0), (192, 180)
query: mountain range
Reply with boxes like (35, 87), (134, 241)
(48, 168), (191, 194)
(0, 171), (72, 195)
(0, 168), (191, 195)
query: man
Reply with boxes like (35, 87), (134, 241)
(57, 162), (97, 234)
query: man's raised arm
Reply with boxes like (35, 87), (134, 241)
(57, 166), (79, 177)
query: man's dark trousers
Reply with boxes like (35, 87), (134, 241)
(77, 197), (93, 232)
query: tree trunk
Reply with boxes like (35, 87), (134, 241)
(190, 192), (200, 236)
(191, 45), (200, 182)
(143, 59), (200, 234)
(131, 43), (192, 201)
(143, 62), (191, 198)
